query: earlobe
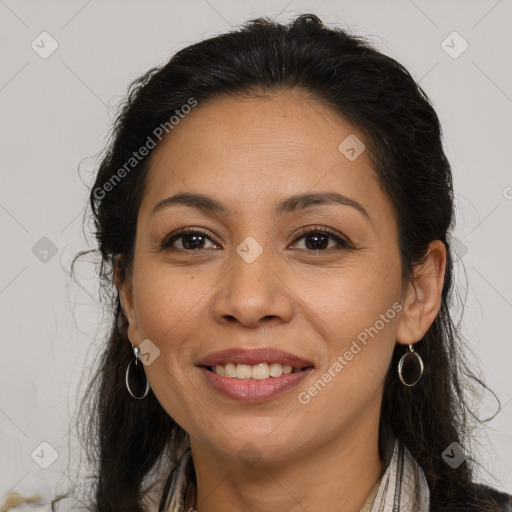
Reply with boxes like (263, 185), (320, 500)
(396, 240), (447, 345)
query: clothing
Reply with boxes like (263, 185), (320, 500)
(359, 480), (380, 511)
(161, 429), (431, 511)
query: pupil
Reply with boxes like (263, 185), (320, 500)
(306, 234), (328, 250)
(184, 234), (204, 250)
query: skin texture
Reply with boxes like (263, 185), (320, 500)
(116, 89), (446, 512)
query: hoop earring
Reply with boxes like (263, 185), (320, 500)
(125, 345), (150, 399)
(397, 343), (424, 387)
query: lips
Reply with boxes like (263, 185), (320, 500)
(199, 365), (314, 403)
(195, 347), (315, 369)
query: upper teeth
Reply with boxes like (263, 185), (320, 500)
(212, 363), (303, 379)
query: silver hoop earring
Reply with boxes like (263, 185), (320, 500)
(397, 343), (424, 387)
(125, 345), (150, 399)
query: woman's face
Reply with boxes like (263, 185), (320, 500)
(118, 90), (437, 464)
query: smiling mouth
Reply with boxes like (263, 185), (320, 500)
(202, 362), (314, 379)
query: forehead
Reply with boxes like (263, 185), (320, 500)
(140, 91), (392, 225)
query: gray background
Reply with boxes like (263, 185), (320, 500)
(1, 0), (511, 505)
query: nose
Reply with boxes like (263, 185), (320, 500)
(212, 243), (294, 329)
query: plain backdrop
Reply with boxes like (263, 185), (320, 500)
(1, 0), (511, 505)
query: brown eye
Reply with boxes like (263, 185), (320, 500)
(292, 227), (352, 251)
(160, 228), (219, 251)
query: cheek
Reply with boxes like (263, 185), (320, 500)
(129, 263), (209, 431)
(291, 256), (401, 400)
(294, 282), (400, 429)
(131, 261), (212, 341)
(291, 253), (402, 335)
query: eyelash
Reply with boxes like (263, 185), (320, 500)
(159, 226), (353, 252)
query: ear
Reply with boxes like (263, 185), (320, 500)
(113, 254), (142, 345)
(396, 240), (447, 345)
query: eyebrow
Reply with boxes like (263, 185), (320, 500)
(151, 191), (371, 221)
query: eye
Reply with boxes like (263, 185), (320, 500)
(160, 228), (220, 251)
(290, 226), (352, 251)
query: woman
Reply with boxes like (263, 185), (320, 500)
(4, 12), (510, 512)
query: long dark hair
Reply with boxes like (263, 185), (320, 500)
(63, 13), (503, 512)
